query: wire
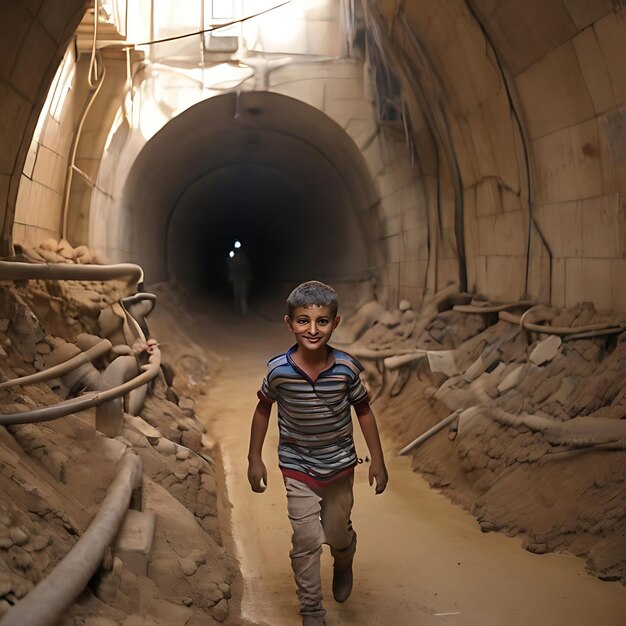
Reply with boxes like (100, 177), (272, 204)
(463, 0), (553, 301)
(88, 0), (101, 87)
(126, 1), (291, 49)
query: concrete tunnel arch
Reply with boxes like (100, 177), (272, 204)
(121, 91), (382, 295)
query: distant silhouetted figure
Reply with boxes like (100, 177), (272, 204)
(228, 249), (251, 315)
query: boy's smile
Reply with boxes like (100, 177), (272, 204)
(284, 305), (340, 353)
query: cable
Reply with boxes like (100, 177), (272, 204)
(88, 0), (100, 88)
(463, 0), (553, 301)
(125, 1), (291, 49)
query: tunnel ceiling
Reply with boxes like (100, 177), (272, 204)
(122, 91), (380, 292)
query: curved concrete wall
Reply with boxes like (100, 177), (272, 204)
(0, 0), (89, 255)
(2, 0), (626, 312)
(120, 91), (375, 289)
(372, 0), (626, 310)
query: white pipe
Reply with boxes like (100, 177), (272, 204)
(383, 351), (426, 370)
(0, 340), (112, 390)
(452, 301), (535, 314)
(498, 310), (624, 336)
(398, 410), (462, 456)
(0, 260), (144, 287)
(0, 452), (142, 626)
(0, 348), (160, 426)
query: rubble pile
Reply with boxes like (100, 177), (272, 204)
(0, 251), (239, 624)
(346, 291), (626, 583)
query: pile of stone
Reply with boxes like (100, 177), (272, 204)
(365, 292), (626, 582)
(13, 238), (108, 265)
(0, 264), (235, 622)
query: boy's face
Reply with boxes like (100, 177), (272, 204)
(284, 305), (340, 352)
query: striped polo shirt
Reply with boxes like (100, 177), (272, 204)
(258, 345), (369, 482)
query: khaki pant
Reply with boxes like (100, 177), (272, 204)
(284, 473), (357, 617)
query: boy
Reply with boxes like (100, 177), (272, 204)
(247, 281), (388, 626)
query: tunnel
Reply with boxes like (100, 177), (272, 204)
(122, 91), (378, 297)
(1, 1), (626, 625)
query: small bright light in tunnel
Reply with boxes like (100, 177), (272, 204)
(229, 250), (235, 258)
(234, 240), (241, 249)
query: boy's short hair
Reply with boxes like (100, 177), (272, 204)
(287, 281), (339, 318)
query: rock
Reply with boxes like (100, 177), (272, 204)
(12, 549), (33, 570)
(11, 301), (44, 362)
(0, 535), (13, 549)
(398, 299), (412, 312)
(188, 548), (206, 565)
(182, 596), (193, 606)
(464, 347), (501, 382)
(0, 319), (8, 332)
(35, 342), (51, 355)
(547, 376), (578, 405)
(0, 599), (10, 617)
(39, 238), (58, 251)
(379, 310), (401, 328)
(174, 468), (189, 481)
(211, 598), (229, 622)
(0, 574), (12, 596)
(114, 510), (156, 576)
(9, 527), (29, 546)
(56, 238), (74, 258)
(427, 350), (458, 377)
(209, 586), (224, 603)
(497, 364), (527, 393)
(175, 445), (191, 461)
(0, 345), (6, 357)
(73, 245), (92, 264)
(218, 583), (231, 599)
(179, 557), (197, 576)
(39, 249), (67, 263)
(178, 397), (195, 412)
(31, 534), (49, 551)
(529, 335), (562, 366)
(155, 438), (177, 456)
(127, 416), (162, 441)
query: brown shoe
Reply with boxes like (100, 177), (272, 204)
(302, 613), (326, 626)
(331, 533), (356, 603)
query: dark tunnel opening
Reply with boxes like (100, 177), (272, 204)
(167, 164), (328, 298)
(122, 92), (381, 301)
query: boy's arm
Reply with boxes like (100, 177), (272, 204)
(247, 400), (272, 493)
(355, 403), (388, 494)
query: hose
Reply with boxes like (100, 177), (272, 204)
(0, 339), (112, 390)
(0, 348), (160, 426)
(498, 310), (624, 336)
(0, 260), (144, 288)
(452, 301), (535, 314)
(398, 409), (462, 455)
(0, 452), (142, 626)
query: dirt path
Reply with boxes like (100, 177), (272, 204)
(190, 303), (626, 626)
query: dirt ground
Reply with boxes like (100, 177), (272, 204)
(1, 268), (625, 626)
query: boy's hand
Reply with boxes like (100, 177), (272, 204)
(369, 462), (388, 494)
(248, 458), (268, 493)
